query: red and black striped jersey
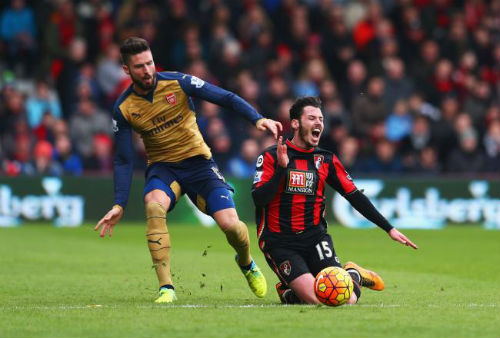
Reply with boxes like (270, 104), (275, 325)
(252, 139), (357, 242)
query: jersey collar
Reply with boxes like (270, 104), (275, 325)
(131, 76), (158, 103)
(286, 139), (315, 153)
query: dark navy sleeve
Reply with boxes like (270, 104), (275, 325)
(176, 73), (263, 124)
(112, 106), (134, 208)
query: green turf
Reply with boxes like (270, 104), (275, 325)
(0, 223), (499, 338)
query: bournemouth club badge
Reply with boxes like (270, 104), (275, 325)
(314, 155), (324, 170)
(166, 92), (177, 105)
(280, 260), (292, 276)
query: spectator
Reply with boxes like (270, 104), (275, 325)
(53, 134), (82, 176)
(408, 93), (440, 121)
(400, 115), (436, 169)
(351, 77), (387, 141)
(29, 140), (63, 176)
(412, 146), (441, 175)
(360, 138), (403, 174)
(56, 37), (88, 116)
(25, 79), (62, 129)
(428, 59), (456, 105)
(0, 0), (36, 74)
(211, 133), (232, 173)
(482, 119), (500, 173)
(341, 60), (367, 110)
(319, 117), (349, 154)
(410, 40), (440, 96)
(383, 57), (415, 112)
(43, 0), (84, 68)
(96, 43), (126, 104)
(69, 98), (111, 159)
(463, 80), (492, 128)
(338, 136), (361, 173)
(84, 133), (113, 173)
(446, 128), (485, 173)
(386, 99), (412, 142)
(228, 139), (260, 178)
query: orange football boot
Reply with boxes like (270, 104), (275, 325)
(344, 261), (385, 291)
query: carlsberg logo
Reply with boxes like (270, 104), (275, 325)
(0, 178), (84, 227)
(333, 180), (500, 230)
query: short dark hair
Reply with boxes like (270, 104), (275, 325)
(120, 37), (150, 65)
(289, 96), (322, 120)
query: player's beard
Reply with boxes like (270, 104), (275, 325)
(131, 71), (156, 91)
(298, 121), (319, 149)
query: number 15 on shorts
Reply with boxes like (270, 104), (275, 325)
(315, 240), (340, 264)
(315, 241), (332, 260)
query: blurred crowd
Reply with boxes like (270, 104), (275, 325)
(0, 0), (499, 178)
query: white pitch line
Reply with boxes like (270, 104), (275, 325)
(0, 303), (498, 311)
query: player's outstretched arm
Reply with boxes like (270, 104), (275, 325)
(326, 155), (417, 250)
(97, 106), (133, 238)
(177, 73), (282, 138)
(256, 118), (283, 139)
(388, 228), (418, 249)
(345, 191), (418, 250)
(95, 205), (123, 237)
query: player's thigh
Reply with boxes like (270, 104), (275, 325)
(305, 233), (342, 278)
(288, 273), (321, 305)
(180, 157), (235, 214)
(186, 185), (236, 216)
(143, 176), (180, 212)
(261, 244), (310, 286)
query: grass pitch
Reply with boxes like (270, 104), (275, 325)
(0, 223), (499, 338)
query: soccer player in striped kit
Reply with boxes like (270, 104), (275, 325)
(252, 96), (417, 304)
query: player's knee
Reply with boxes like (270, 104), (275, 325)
(289, 274), (321, 305)
(347, 292), (358, 304)
(297, 290), (321, 305)
(214, 209), (240, 233)
(144, 189), (171, 210)
(348, 281), (361, 304)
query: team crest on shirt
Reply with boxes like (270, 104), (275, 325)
(165, 92), (177, 105)
(280, 260), (292, 276)
(285, 169), (316, 195)
(314, 155), (324, 170)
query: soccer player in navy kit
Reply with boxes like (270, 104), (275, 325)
(252, 97), (417, 304)
(94, 37), (281, 303)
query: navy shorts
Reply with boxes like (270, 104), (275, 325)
(143, 156), (235, 215)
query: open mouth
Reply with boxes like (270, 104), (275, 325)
(312, 129), (321, 138)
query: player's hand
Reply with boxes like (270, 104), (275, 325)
(388, 228), (418, 249)
(256, 118), (283, 139)
(95, 205), (123, 238)
(277, 136), (289, 168)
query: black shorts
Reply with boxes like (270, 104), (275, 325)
(260, 233), (342, 285)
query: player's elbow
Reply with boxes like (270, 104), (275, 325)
(114, 150), (133, 165)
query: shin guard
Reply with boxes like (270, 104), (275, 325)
(145, 202), (172, 287)
(223, 221), (251, 266)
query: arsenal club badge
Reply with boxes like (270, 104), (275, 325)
(166, 92), (177, 105)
